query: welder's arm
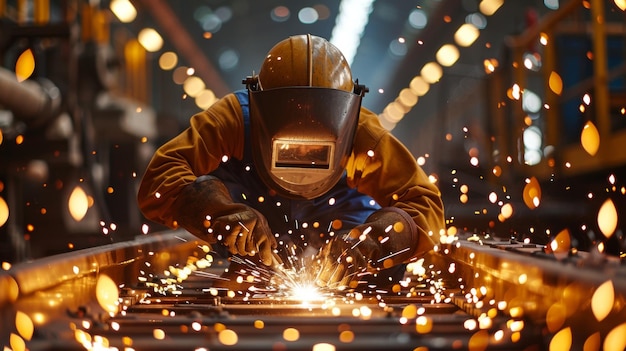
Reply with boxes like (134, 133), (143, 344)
(316, 207), (417, 289)
(172, 174), (277, 265)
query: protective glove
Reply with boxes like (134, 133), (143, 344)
(172, 175), (277, 265)
(316, 207), (419, 289)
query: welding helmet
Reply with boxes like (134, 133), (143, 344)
(243, 34), (368, 200)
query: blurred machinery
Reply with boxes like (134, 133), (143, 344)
(0, 0), (156, 262)
(415, 0), (626, 255)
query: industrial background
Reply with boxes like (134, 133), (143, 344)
(1, 0), (626, 350)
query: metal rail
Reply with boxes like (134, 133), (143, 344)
(2, 230), (625, 350)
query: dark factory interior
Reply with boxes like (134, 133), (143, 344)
(2, 0), (626, 350)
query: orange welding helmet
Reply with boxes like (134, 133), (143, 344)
(243, 34), (368, 200)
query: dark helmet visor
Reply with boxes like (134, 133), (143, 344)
(248, 87), (363, 199)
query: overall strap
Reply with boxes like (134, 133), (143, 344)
(233, 89), (252, 163)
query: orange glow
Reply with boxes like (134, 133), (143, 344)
(584, 332), (601, 351)
(549, 229), (571, 255)
(492, 165), (502, 177)
(283, 327), (300, 341)
(15, 49), (35, 82)
(153, 328), (165, 340)
(500, 203), (513, 219)
(415, 316), (433, 334)
(218, 329), (238, 345)
(468, 330), (489, 351)
(96, 274), (119, 314)
(68, 186), (89, 221)
(15, 311), (34, 341)
(483, 58), (498, 74)
(10, 333), (26, 351)
(581, 121), (600, 156)
(460, 194), (468, 203)
(522, 177), (541, 209)
(402, 304), (418, 319)
(545, 303), (566, 333)
(0, 196), (8, 227)
(548, 72), (563, 95)
(597, 198), (618, 238)
(550, 327), (572, 351)
(591, 280), (614, 322)
(339, 330), (354, 343)
(604, 323), (626, 351)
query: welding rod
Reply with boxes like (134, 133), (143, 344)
(271, 250), (284, 269)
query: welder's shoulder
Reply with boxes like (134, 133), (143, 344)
(356, 106), (388, 145)
(189, 93), (244, 129)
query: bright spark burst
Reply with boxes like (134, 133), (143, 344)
(289, 283), (324, 304)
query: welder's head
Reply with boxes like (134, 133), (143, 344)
(243, 34), (368, 200)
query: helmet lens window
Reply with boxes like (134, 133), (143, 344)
(273, 140), (333, 169)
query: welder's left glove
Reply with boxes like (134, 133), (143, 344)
(316, 207), (419, 289)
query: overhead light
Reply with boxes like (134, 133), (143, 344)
(195, 89), (217, 110)
(183, 76), (206, 97)
(454, 23), (480, 47)
(436, 44), (459, 67)
(420, 62), (443, 83)
(409, 76), (430, 96)
(138, 28), (163, 52)
(330, 0), (376, 65)
(110, 0), (136, 23)
(158, 52), (178, 70)
(398, 88), (418, 108)
(479, 0), (504, 16)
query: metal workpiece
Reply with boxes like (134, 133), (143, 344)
(0, 230), (566, 351)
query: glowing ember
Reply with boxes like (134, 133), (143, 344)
(283, 327), (300, 341)
(581, 121), (600, 156)
(522, 177), (541, 210)
(15, 311), (33, 341)
(15, 48), (35, 81)
(548, 71), (563, 95)
(10, 333), (26, 351)
(591, 280), (615, 322)
(218, 329), (238, 346)
(0, 196), (8, 227)
(604, 322), (626, 351)
(312, 343), (336, 351)
(550, 327), (572, 351)
(597, 198), (618, 238)
(96, 274), (120, 314)
(68, 185), (89, 222)
(548, 229), (571, 258)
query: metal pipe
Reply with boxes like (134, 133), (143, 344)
(0, 67), (61, 127)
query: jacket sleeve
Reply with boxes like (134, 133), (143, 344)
(137, 94), (245, 228)
(345, 108), (445, 258)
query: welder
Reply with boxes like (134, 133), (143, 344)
(137, 34), (445, 290)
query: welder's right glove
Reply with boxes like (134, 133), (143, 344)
(172, 175), (277, 265)
(316, 207), (419, 289)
